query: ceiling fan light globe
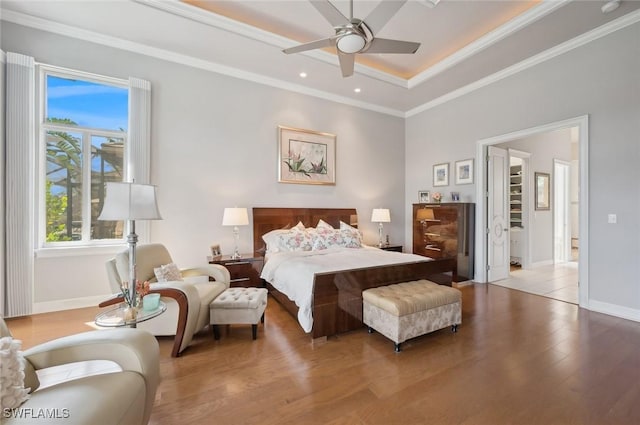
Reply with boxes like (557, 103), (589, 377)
(337, 33), (366, 54)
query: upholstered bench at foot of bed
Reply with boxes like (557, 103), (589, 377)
(210, 287), (268, 340)
(363, 279), (461, 352)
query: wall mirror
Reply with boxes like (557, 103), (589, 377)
(535, 172), (550, 210)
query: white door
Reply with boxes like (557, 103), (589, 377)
(554, 159), (571, 263)
(487, 146), (510, 281)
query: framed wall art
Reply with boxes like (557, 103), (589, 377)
(433, 163), (449, 187)
(454, 159), (473, 185)
(278, 125), (336, 185)
(535, 172), (550, 210)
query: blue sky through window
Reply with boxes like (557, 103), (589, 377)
(46, 75), (128, 131)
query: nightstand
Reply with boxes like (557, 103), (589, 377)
(208, 254), (264, 288)
(380, 245), (403, 252)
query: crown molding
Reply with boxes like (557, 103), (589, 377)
(408, 0), (569, 89)
(406, 8), (640, 117)
(0, 8), (404, 118)
(137, 0), (409, 88)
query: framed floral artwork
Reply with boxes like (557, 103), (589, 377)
(433, 163), (449, 187)
(278, 125), (336, 185)
(535, 172), (551, 210)
(455, 159), (474, 185)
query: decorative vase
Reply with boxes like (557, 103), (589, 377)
(123, 305), (138, 321)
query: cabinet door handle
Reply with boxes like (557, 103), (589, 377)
(230, 277), (251, 283)
(224, 261), (250, 266)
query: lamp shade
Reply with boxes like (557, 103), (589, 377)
(371, 208), (391, 223)
(98, 182), (162, 220)
(222, 207), (249, 226)
(416, 208), (435, 221)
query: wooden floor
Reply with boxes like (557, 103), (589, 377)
(6, 283), (640, 425)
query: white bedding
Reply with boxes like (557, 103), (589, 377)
(260, 246), (430, 332)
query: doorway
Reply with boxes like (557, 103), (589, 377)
(475, 116), (588, 307)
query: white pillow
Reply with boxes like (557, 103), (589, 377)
(292, 221), (305, 230)
(316, 219), (334, 230)
(0, 337), (31, 410)
(153, 263), (183, 282)
(262, 229), (291, 253)
(340, 221), (357, 231)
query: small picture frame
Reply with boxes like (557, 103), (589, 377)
(455, 159), (474, 185)
(418, 190), (431, 203)
(210, 244), (221, 257)
(451, 192), (460, 202)
(433, 163), (449, 187)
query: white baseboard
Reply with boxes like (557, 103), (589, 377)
(588, 300), (640, 323)
(529, 260), (554, 268)
(33, 294), (112, 314)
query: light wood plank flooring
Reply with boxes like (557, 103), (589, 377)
(6, 284), (640, 425)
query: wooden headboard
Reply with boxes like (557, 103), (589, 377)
(252, 207), (357, 254)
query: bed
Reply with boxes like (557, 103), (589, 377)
(253, 207), (456, 340)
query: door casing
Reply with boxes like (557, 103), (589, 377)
(474, 115), (589, 309)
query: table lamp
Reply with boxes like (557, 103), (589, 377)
(222, 207), (249, 259)
(416, 208), (435, 223)
(371, 208), (391, 248)
(98, 182), (162, 307)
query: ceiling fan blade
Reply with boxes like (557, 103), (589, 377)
(337, 51), (355, 77)
(310, 0), (349, 27)
(364, 38), (420, 54)
(283, 37), (334, 54)
(364, 0), (408, 34)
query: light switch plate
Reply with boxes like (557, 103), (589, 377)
(608, 214), (617, 224)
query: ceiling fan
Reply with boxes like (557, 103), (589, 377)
(283, 0), (420, 77)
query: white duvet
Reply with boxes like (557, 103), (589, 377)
(260, 246), (430, 332)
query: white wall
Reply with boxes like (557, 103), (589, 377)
(497, 128), (572, 264)
(406, 23), (640, 315)
(1, 22), (406, 308)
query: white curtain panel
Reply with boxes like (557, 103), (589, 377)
(128, 77), (151, 184)
(5, 52), (35, 317)
(0, 51), (5, 317)
(127, 77), (152, 243)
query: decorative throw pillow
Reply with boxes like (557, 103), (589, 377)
(311, 228), (363, 250)
(276, 228), (313, 252)
(0, 337), (31, 410)
(153, 263), (183, 282)
(339, 228), (363, 248)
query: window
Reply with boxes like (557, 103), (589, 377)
(40, 68), (129, 246)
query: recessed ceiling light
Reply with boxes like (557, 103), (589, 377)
(601, 1), (620, 14)
(354, 88), (361, 93)
(299, 72), (307, 78)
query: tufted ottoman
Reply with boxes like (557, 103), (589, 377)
(209, 287), (268, 340)
(363, 279), (461, 352)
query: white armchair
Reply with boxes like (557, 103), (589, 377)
(1, 317), (159, 425)
(104, 243), (230, 356)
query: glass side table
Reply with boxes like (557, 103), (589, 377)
(95, 301), (167, 328)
